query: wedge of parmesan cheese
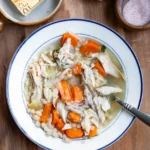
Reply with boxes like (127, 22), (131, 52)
(11, 0), (44, 16)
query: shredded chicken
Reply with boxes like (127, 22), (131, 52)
(92, 69), (107, 87)
(58, 38), (75, 67)
(84, 86), (96, 110)
(29, 63), (43, 87)
(43, 87), (53, 102)
(100, 53), (124, 78)
(95, 97), (111, 112)
(66, 102), (86, 115)
(57, 102), (68, 123)
(27, 63), (43, 110)
(82, 64), (95, 87)
(41, 53), (56, 67)
(52, 88), (59, 108)
(81, 111), (91, 135)
(39, 59), (48, 78)
(93, 97), (109, 123)
(31, 86), (42, 102)
(24, 74), (33, 102)
(62, 124), (72, 130)
(96, 86), (122, 96)
(80, 57), (92, 66)
(85, 109), (100, 128)
(91, 52), (125, 79)
(24, 33), (125, 141)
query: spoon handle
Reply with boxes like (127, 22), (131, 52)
(115, 99), (150, 127)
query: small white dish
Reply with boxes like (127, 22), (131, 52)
(6, 19), (143, 150)
(0, 0), (62, 25)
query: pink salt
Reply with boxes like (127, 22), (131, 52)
(123, 0), (150, 26)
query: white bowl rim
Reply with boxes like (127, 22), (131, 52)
(6, 18), (143, 150)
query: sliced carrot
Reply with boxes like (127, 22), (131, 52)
(80, 40), (101, 54)
(72, 64), (82, 75)
(40, 103), (52, 123)
(65, 127), (84, 139)
(68, 112), (81, 124)
(52, 108), (60, 125)
(71, 86), (84, 102)
(56, 80), (73, 102)
(88, 125), (97, 138)
(94, 61), (106, 77)
(56, 118), (65, 134)
(51, 108), (65, 134)
(61, 33), (79, 47)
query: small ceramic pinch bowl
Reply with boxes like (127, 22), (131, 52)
(115, 0), (150, 30)
(0, 0), (62, 26)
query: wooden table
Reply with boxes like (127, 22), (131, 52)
(0, 0), (150, 150)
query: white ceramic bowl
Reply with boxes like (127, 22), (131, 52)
(6, 19), (143, 150)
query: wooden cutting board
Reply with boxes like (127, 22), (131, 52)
(0, 0), (150, 150)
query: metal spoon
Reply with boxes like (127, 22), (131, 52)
(110, 95), (150, 126)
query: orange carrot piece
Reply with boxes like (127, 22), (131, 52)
(72, 64), (82, 75)
(52, 109), (60, 125)
(68, 112), (81, 124)
(61, 33), (79, 47)
(56, 118), (65, 134)
(56, 80), (73, 102)
(71, 86), (84, 102)
(94, 61), (106, 77)
(80, 40), (101, 54)
(88, 125), (97, 138)
(40, 103), (52, 123)
(51, 108), (65, 134)
(65, 127), (84, 139)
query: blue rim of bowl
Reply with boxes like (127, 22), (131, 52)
(6, 18), (143, 150)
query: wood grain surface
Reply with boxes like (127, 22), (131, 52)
(0, 0), (150, 150)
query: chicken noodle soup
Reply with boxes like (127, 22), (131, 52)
(24, 32), (126, 142)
